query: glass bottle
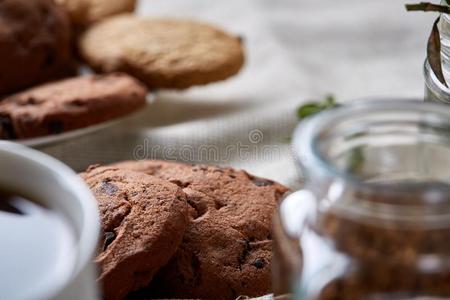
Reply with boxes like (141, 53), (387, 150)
(440, 0), (450, 82)
(274, 100), (450, 299)
(425, 1), (450, 102)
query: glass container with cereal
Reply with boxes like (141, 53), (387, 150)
(273, 100), (450, 299)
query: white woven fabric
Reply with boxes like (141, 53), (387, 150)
(39, 0), (434, 188)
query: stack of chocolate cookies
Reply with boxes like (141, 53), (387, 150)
(81, 160), (289, 300)
(0, 0), (245, 140)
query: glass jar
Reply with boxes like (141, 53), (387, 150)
(274, 100), (450, 299)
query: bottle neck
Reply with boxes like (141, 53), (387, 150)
(439, 3), (450, 85)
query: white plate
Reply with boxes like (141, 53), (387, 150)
(16, 93), (155, 148)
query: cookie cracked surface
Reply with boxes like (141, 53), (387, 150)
(81, 166), (189, 300)
(113, 160), (289, 300)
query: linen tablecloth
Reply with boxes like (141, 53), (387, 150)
(39, 0), (435, 189)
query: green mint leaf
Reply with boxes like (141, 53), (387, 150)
(297, 94), (340, 120)
(297, 103), (323, 119)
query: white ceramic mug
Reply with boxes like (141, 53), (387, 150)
(0, 141), (100, 300)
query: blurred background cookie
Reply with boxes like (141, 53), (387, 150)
(0, 73), (147, 139)
(80, 166), (189, 300)
(0, 0), (73, 96)
(56, 0), (137, 26)
(80, 15), (245, 89)
(113, 160), (289, 300)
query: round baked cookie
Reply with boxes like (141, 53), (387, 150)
(0, 0), (72, 96)
(80, 15), (245, 89)
(56, 0), (136, 26)
(0, 73), (147, 140)
(80, 166), (189, 300)
(113, 160), (289, 300)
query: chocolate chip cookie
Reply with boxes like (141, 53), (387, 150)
(113, 160), (289, 300)
(80, 166), (189, 300)
(56, 0), (136, 26)
(80, 15), (245, 89)
(0, 0), (73, 96)
(0, 73), (147, 140)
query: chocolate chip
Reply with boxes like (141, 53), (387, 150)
(0, 115), (16, 139)
(102, 231), (116, 251)
(214, 199), (226, 210)
(193, 166), (208, 172)
(252, 178), (274, 187)
(39, 5), (49, 16)
(17, 96), (39, 106)
(100, 181), (118, 195)
(131, 91), (139, 98)
(41, 48), (56, 69)
(251, 258), (266, 269)
(67, 99), (85, 107)
(47, 120), (64, 134)
(170, 179), (190, 188)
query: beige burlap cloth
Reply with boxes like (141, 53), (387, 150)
(34, 1), (433, 298)
(36, 0), (432, 190)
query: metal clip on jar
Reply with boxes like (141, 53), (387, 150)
(274, 100), (450, 299)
